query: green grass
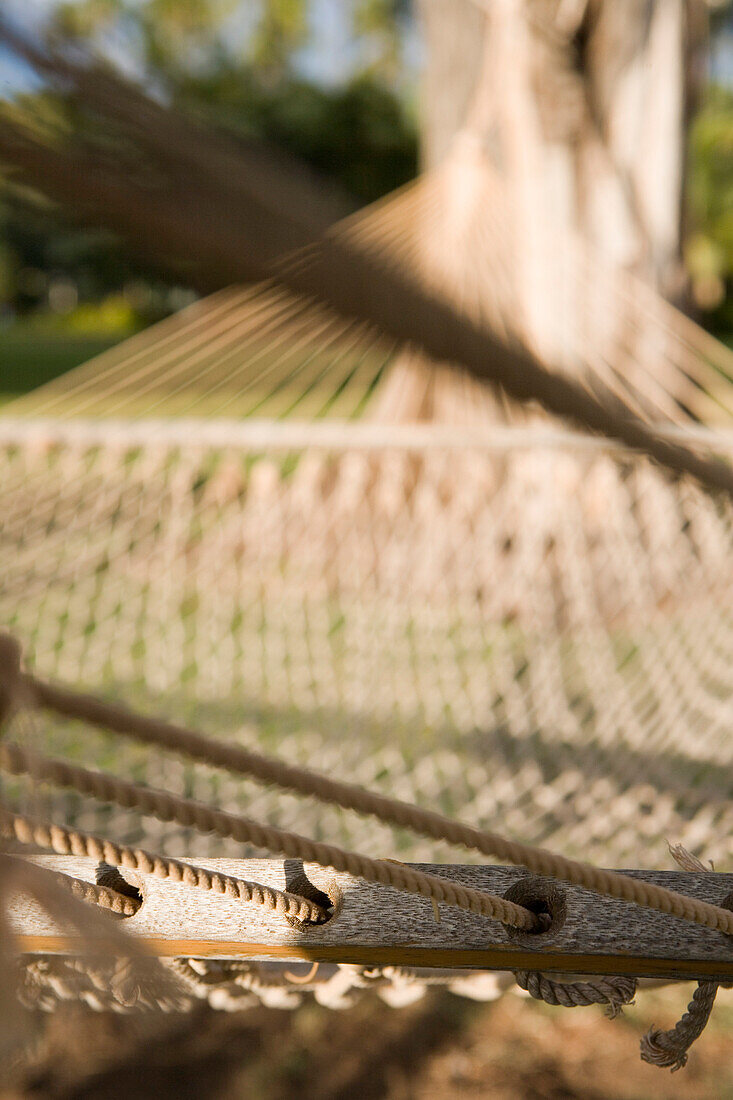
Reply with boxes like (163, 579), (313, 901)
(0, 327), (388, 418)
(0, 331), (124, 405)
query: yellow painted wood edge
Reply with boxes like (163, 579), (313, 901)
(15, 936), (733, 980)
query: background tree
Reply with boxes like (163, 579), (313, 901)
(0, 0), (417, 322)
(0, 0), (730, 376)
(421, 1), (711, 351)
(370, 0), (732, 423)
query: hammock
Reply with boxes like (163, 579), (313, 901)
(4, 150), (733, 862)
(2, 80), (733, 1073)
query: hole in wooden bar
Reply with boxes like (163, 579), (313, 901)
(95, 862), (143, 917)
(283, 859), (342, 929)
(720, 891), (733, 913)
(502, 877), (567, 942)
(720, 891), (733, 939)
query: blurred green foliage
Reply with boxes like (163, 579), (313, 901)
(687, 83), (733, 330)
(0, 332), (121, 403)
(177, 70), (417, 203)
(50, 0), (412, 84)
(1, 0), (732, 345)
(0, 189), (175, 320)
(0, 0), (417, 326)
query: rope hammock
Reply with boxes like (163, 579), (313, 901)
(0, 636), (728, 1073)
(4, 180), (733, 871)
(2, 21), (733, 1073)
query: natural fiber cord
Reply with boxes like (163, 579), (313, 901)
(0, 807), (327, 925)
(8, 655), (733, 937)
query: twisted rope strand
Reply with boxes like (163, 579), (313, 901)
(514, 971), (637, 1018)
(640, 844), (722, 1070)
(0, 741), (538, 930)
(50, 870), (140, 916)
(0, 807), (327, 925)
(640, 982), (718, 1071)
(19, 668), (733, 937)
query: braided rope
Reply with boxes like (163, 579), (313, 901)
(18, 664), (733, 936)
(167, 958), (310, 993)
(514, 971), (637, 1018)
(0, 740), (537, 929)
(0, 807), (327, 925)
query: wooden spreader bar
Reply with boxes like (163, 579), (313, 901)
(9, 857), (733, 982)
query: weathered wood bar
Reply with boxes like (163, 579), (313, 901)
(9, 857), (733, 982)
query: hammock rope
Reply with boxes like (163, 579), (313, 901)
(3, 634), (733, 937)
(0, 807), (328, 926)
(0, 737), (540, 931)
(513, 971), (637, 1017)
(2, 29), (733, 1068)
(1, 636), (729, 1064)
(640, 845), (725, 1070)
(3, 422), (732, 871)
(3, 44), (733, 494)
(49, 868), (141, 917)
(641, 982), (719, 1072)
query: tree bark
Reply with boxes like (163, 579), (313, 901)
(374, 0), (706, 424)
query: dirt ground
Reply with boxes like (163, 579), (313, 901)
(5, 983), (733, 1099)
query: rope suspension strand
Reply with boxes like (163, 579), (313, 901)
(640, 983), (719, 1071)
(0, 808), (328, 926)
(640, 846), (725, 1070)
(2, 24), (733, 496)
(9, 652), (733, 938)
(0, 739), (540, 930)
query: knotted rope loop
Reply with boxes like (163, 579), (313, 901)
(514, 970), (637, 1018)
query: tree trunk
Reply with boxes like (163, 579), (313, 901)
(373, 0), (706, 424)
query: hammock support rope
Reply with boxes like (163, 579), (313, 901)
(1, 32), (733, 1068)
(3, 634), (733, 987)
(6, 645), (732, 938)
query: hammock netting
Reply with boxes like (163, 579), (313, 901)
(3, 166), (733, 1019)
(4, 281), (733, 869)
(4, 416), (733, 867)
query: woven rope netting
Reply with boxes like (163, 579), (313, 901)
(3, 153), (733, 879)
(4, 419), (733, 868)
(2, 141), (733, 1030)
(3, 26), (733, 1072)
